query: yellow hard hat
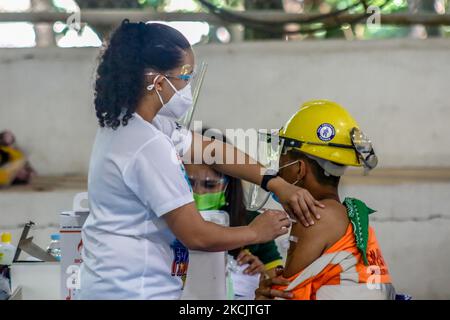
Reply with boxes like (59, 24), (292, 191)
(279, 99), (376, 168)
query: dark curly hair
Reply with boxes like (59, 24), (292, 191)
(94, 19), (191, 129)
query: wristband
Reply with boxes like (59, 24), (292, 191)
(261, 171), (278, 192)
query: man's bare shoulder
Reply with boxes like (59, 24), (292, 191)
(284, 199), (350, 276)
(291, 199), (349, 245)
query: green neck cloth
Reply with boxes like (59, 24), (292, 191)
(343, 197), (376, 266)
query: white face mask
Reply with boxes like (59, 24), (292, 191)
(147, 75), (193, 119)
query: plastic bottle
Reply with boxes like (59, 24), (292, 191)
(0, 232), (16, 265)
(46, 233), (61, 261)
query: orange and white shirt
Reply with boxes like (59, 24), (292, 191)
(273, 224), (395, 300)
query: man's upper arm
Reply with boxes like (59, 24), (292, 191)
(285, 213), (331, 274)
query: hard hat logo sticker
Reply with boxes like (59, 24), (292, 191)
(317, 123), (335, 141)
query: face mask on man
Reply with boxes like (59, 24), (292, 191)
(147, 75), (193, 119)
(271, 160), (300, 204)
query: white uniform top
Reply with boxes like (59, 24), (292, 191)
(151, 114), (192, 157)
(80, 113), (193, 300)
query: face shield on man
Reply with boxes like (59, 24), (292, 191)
(245, 129), (285, 211)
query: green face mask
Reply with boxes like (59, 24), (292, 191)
(193, 191), (226, 211)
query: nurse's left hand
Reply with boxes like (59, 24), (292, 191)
(268, 177), (325, 227)
(237, 250), (265, 275)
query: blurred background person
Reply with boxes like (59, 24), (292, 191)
(185, 129), (284, 300)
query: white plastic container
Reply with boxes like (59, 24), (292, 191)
(0, 232), (16, 266)
(181, 210), (230, 300)
(60, 210), (89, 300)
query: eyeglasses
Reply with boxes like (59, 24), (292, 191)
(146, 71), (196, 82)
(145, 65), (197, 83)
(188, 177), (228, 190)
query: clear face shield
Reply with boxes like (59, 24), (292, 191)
(245, 129), (285, 211)
(145, 61), (208, 129)
(178, 61), (208, 129)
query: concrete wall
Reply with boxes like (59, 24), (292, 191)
(340, 181), (450, 299)
(1, 39), (450, 175)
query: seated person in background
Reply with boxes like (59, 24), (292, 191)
(0, 130), (36, 187)
(185, 130), (284, 300)
(265, 100), (395, 300)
